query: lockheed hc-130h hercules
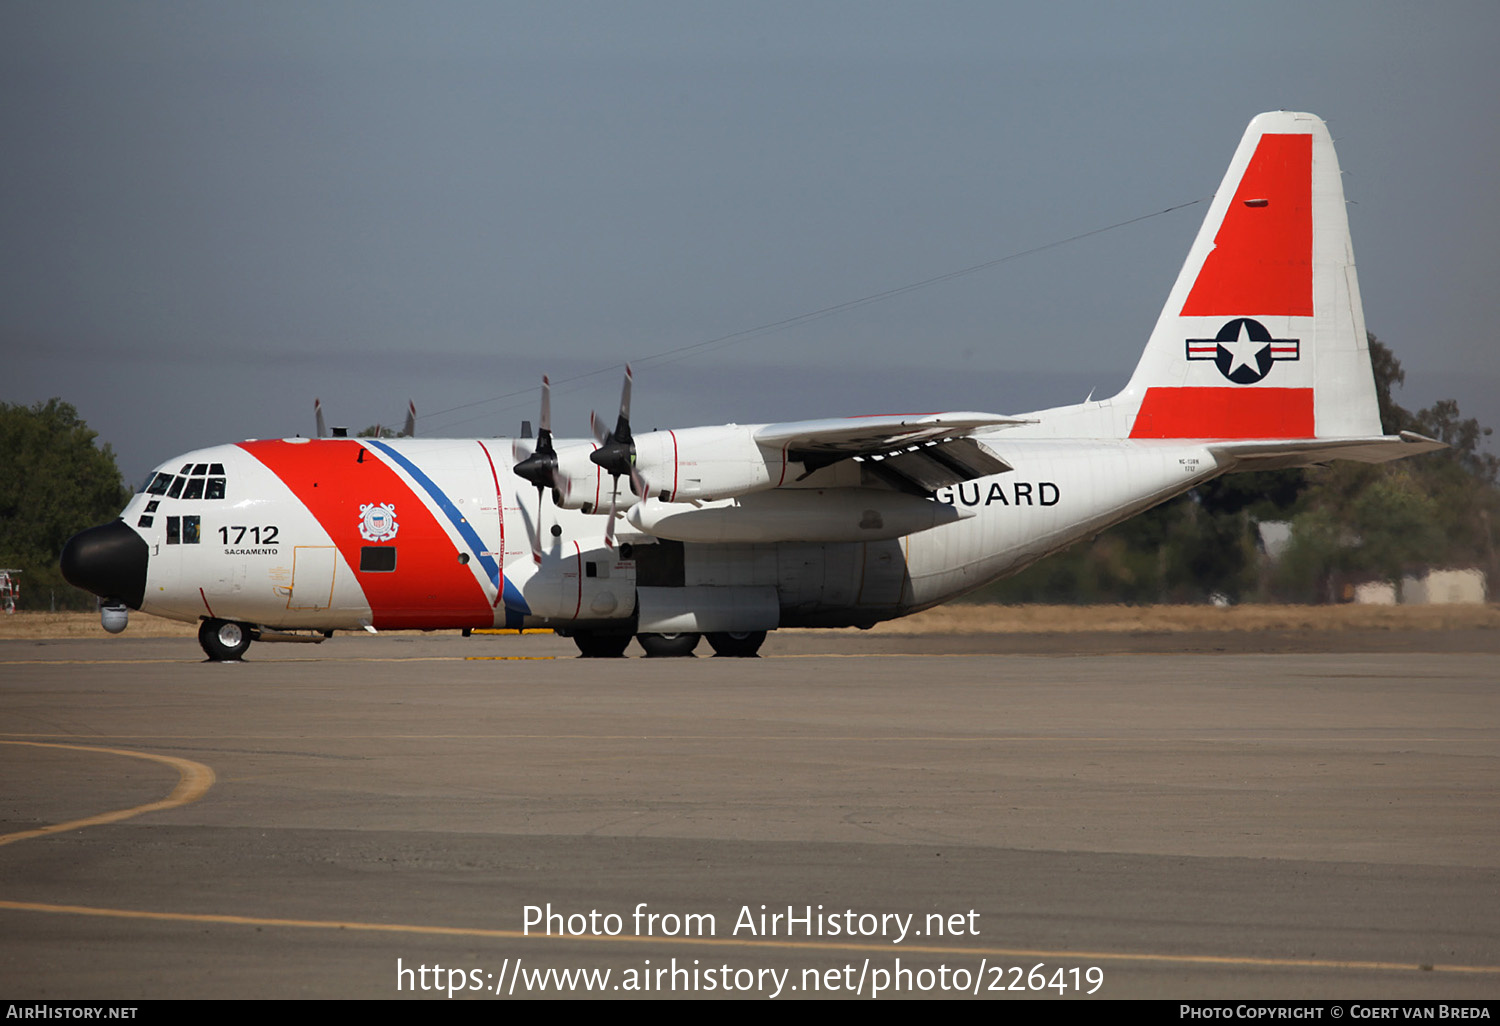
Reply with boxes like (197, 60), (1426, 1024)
(62, 112), (1441, 660)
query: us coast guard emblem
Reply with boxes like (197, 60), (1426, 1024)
(358, 503), (399, 542)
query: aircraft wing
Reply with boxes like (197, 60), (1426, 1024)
(1209, 431), (1445, 471)
(755, 412), (1022, 494)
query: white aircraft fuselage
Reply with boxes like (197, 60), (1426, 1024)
(102, 432), (1214, 634)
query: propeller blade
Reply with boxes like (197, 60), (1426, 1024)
(315, 398), (327, 439)
(629, 463), (651, 500)
(402, 400), (416, 438)
(603, 479), (619, 549)
(516, 492), (543, 565)
(514, 376), (561, 495)
(616, 364), (633, 431)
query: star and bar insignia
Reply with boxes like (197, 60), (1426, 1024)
(1186, 318), (1300, 384)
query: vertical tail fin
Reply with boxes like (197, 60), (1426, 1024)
(1116, 111), (1380, 440)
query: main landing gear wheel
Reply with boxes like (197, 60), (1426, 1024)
(705, 631), (766, 658)
(199, 618), (253, 661)
(636, 632), (701, 658)
(572, 631), (633, 658)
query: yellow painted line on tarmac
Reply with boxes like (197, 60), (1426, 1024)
(1, 741), (1493, 977)
(0, 741), (216, 847)
(0, 898), (1494, 975)
(464, 656), (557, 661)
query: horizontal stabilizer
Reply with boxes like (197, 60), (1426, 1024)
(1209, 431), (1445, 471)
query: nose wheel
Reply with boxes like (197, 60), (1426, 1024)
(199, 618), (253, 661)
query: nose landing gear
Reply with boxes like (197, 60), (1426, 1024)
(198, 619), (254, 661)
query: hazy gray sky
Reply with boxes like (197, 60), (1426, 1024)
(4, 1), (1497, 481)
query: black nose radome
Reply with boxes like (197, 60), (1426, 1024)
(60, 520), (149, 610)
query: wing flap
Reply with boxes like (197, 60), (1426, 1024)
(754, 413), (1019, 494)
(861, 437), (1012, 496)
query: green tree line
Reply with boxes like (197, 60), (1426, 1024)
(0, 399), (130, 610)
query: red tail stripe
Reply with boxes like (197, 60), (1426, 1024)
(1181, 133), (1313, 318)
(1130, 387), (1314, 439)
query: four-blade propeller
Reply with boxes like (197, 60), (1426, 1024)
(587, 366), (650, 548)
(512, 367), (649, 555)
(511, 376), (564, 563)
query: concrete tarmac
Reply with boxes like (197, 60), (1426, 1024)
(1, 629), (1497, 1000)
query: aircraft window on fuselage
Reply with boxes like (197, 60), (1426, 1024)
(137, 515), (153, 528)
(209, 463), (225, 475)
(182, 515), (200, 544)
(180, 464), (192, 475)
(183, 478), (205, 500)
(145, 500), (159, 512)
(192, 464), (208, 475)
(360, 547), (396, 572)
(167, 476), (185, 499)
(166, 517), (180, 545)
(206, 478), (226, 500)
(147, 473), (172, 496)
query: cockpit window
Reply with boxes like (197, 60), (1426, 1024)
(149, 463), (229, 501)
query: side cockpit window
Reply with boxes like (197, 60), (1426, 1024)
(146, 473), (173, 496)
(165, 515), (201, 545)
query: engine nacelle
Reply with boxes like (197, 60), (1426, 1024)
(632, 424), (785, 503)
(625, 488), (969, 544)
(548, 442), (642, 514)
(546, 424), (793, 511)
